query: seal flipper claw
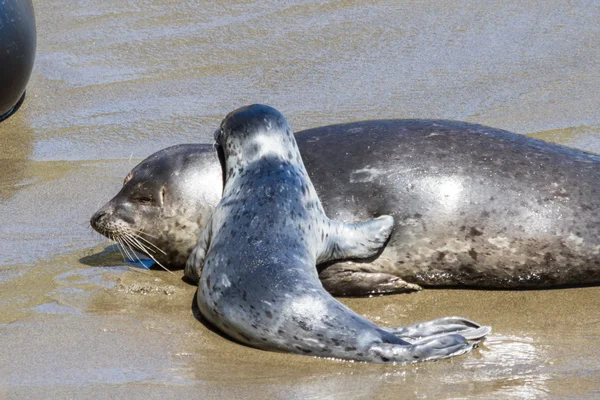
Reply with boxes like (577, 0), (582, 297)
(383, 317), (491, 341)
(318, 215), (394, 263)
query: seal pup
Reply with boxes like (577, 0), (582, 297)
(184, 104), (490, 363)
(92, 119), (600, 295)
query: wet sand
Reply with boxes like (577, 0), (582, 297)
(1, 1), (599, 398)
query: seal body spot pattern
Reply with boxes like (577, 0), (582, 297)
(185, 104), (490, 363)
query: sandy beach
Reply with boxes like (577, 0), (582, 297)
(1, 1), (599, 398)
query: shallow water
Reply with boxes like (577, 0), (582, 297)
(1, 0), (599, 398)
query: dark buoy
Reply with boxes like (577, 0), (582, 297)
(0, 0), (36, 122)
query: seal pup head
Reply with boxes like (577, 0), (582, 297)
(215, 104), (300, 171)
(90, 144), (222, 268)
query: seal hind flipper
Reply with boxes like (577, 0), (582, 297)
(369, 334), (475, 362)
(318, 215), (394, 264)
(382, 316), (492, 341)
(319, 261), (422, 296)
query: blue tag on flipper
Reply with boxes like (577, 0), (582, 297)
(125, 258), (155, 269)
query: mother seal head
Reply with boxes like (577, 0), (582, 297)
(184, 104), (490, 363)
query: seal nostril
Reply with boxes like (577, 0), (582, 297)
(91, 211), (106, 228)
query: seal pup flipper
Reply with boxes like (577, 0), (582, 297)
(382, 317), (492, 341)
(369, 334), (476, 362)
(184, 215), (213, 283)
(319, 261), (422, 296)
(317, 215), (394, 264)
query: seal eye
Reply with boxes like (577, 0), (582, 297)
(133, 196), (153, 205)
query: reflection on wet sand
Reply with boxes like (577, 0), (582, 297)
(0, 110), (34, 201)
(0, 158), (135, 268)
(4, 237), (600, 398)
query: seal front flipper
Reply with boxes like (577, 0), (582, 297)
(319, 261), (422, 296)
(382, 317), (492, 341)
(317, 215), (394, 263)
(184, 215), (213, 283)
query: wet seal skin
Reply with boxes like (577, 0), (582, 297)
(183, 104), (490, 363)
(92, 117), (600, 296)
(0, 0), (36, 122)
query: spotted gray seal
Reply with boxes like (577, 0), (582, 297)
(91, 116), (600, 295)
(184, 104), (490, 363)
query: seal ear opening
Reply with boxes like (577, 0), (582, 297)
(160, 186), (167, 206)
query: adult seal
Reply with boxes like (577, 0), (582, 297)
(0, 0), (36, 122)
(91, 116), (600, 295)
(184, 104), (490, 363)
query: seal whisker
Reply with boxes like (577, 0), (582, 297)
(114, 236), (158, 276)
(108, 232), (129, 263)
(123, 239), (147, 268)
(121, 232), (174, 275)
(119, 233), (145, 258)
(114, 228), (150, 255)
(129, 232), (167, 255)
(121, 230), (157, 256)
(124, 233), (156, 254)
(120, 235), (152, 270)
(114, 235), (135, 264)
(136, 250), (174, 275)
(116, 231), (142, 262)
(111, 236), (125, 261)
(128, 228), (161, 240)
(115, 235), (135, 261)
(115, 242), (130, 263)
